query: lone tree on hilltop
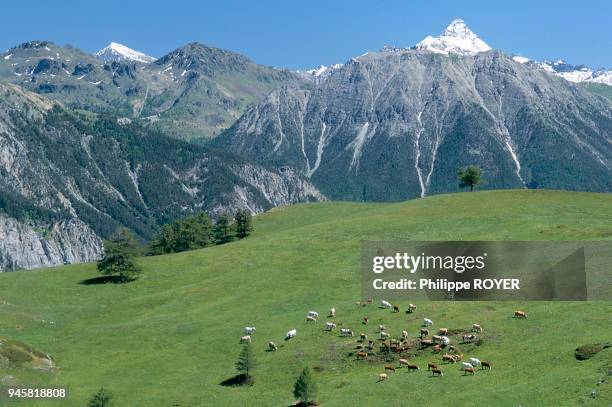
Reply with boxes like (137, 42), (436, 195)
(235, 343), (255, 385)
(458, 165), (484, 192)
(234, 209), (253, 239)
(293, 367), (318, 406)
(97, 228), (141, 283)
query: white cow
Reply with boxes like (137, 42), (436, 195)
(401, 330), (409, 339)
(286, 329), (297, 339)
(308, 311), (319, 318)
(408, 303), (418, 312)
(240, 335), (252, 344)
(325, 322), (337, 331)
(461, 362), (473, 370)
(268, 341), (277, 351)
(463, 334), (477, 343)
(423, 318), (433, 327)
(469, 358), (481, 367)
(329, 308), (336, 317)
(340, 328), (354, 337)
(306, 315), (317, 322)
(244, 327), (256, 335)
(380, 331), (390, 339)
(378, 324), (386, 332)
(381, 300), (392, 308)
(441, 336), (450, 346)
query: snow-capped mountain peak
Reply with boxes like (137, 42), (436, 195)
(415, 19), (492, 56)
(94, 42), (156, 63)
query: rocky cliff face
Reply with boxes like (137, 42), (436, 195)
(212, 49), (612, 201)
(0, 214), (101, 272)
(0, 82), (324, 270)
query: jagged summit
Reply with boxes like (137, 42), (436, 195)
(415, 19), (492, 55)
(94, 42), (155, 63)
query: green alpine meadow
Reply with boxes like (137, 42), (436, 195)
(1, 191), (611, 406)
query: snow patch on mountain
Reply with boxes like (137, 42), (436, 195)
(94, 42), (156, 63)
(415, 19), (491, 55)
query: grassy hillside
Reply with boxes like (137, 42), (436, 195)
(0, 190), (611, 406)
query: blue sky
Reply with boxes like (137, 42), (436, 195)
(2, 0), (610, 69)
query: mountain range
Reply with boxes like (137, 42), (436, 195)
(0, 19), (610, 270)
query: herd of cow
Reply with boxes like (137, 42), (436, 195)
(238, 300), (528, 382)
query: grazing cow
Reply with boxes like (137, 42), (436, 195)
(482, 361), (492, 370)
(428, 362), (438, 371)
(381, 300), (392, 309)
(384, 365), (396, 372)
(399, 358), (409, 367)
(420, 329), (429, 338)
(453, 354), (464, 362)
(431, 368), (443, 377)
(393, 305), (400, 313)
(325, 322), (337, 331)
(439, 328), (448, 335)
(306, 315), (317, 322)
(367, 340), (375, 350)
(340, 328), (354, 337)
(448, 345), (457, 352)
(461, 362), (473, 371)
(363, 317), (369, 325)
(286, 329), (297, 339)
(329, 308), (336, 317)
(423, 318), (433, 327)
(442, 354), (455, 363)
(441, 336), (450, 346)
(401, 330), (409, 339)
(240, 335), (252, 344)
(380, 331), (390, 339)
(433, 344), (442, 353)
(244, 327), (256, 335)
(514, 310), (527, 318)
(407, 303), (418, 313)
(464, 366), (475, 375)
(360, 333), (367, 341)
(407, 364), (419, 372)
(469, 358), (481, 367)
(307, 311), (319, 318)
(378, 324), (386, 332)
(356, 351), (367, 360)
(268, 341), (277, 351)
(472, 323), (483, 332)
(432, 335), (442, 343)
(378, 373), (388, 381)
(420, 339), (433, 348)
(462, 334), (477, 343)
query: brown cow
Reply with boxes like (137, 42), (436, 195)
(420, 329), (429, 338)
(439, 328), (449, 335)
(431, 368), (443, 377)
(420, 339), (433, 348)
(514, 310), (527, 318)
(427, 362), (438, 371)
(464, 367), (475, 375)
(432, 335), (442, 343)
(363, 317), (369, 325)
(472, 323), (483, 332)
(453, 354), (464, 362)
(399, 358), (409, 368)
(393, 305), (400, 313)
(407, 364), (419, 372)
(442, 354), (455, 363)
(384, 365), (396, 372)
(481, 361), (492, 370)
(356, 351), (367, 360)
(360, 333), (367, 341)
(433, 344), (443, 353)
